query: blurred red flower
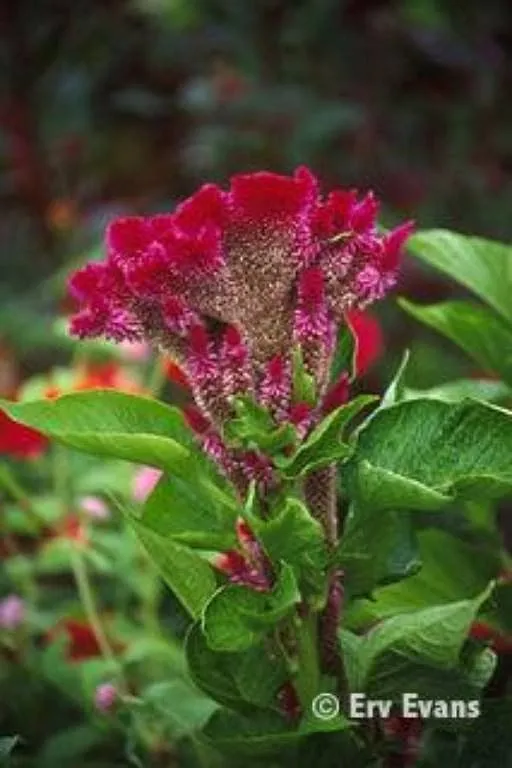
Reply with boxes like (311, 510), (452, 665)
(162, 358), (190, 390)
(45, 618), (124, 662)
(0, 410), (47, 459)
(346, 308), (383, 376)
(470, 621), (512, 654)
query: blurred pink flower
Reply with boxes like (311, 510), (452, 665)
(0, 594), (25, 630)
(132, 466), (162, 502)
(94, 682), (118, 713)
(118, 340), (151, 361)
(78, 495), (110, 521)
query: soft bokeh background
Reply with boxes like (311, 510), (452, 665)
(1, 3), (511, 766)
(1, 0), (511, 320)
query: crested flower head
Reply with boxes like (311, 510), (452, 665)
(69, 168), (411, 362)
(69, 170), (412, 492)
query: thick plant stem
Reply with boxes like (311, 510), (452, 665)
(304, 463), (348, 700)
(304, 464), (338, 550)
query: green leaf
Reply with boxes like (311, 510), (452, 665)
(329, 323), (356, 383)
(202, 709), (301, 757)
(186, 623), (288, 712)
(245, 493), (328, 603)
(403, 378), (511, 404)
(225, 396), (296, 455)
(337, 505), (420, 597)
(232, 643), (290, 709)
(140, 679), (219, 738)
(380, 350), (410, 408)
(128, 517), (217, 619)
(408, 229), (512, 326)
(398, 299), (512, 386)
(342, 583), (496, 701)
(292, 346), (316, 405)
(276, 395), (377, 477)
(202, 707), (351, 757)
(202, 564), (300, 652)
(345, 398), (512, 512)
(0, 391), (194, 479)
(186, 623), (249, 712)
(345, 529), (502, 629)
(141, 474), (237, 550)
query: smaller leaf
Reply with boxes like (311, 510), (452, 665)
(128, 516), (217, 619)
(403, 378), (511, 404)
(292, 346), (316, 405)
(140, 679), (218, 738)
(380, 350), (410, 408)
(202, 564), (300, 652)
(344, 582), (496, 701)
(225, 396), (296, 455)
(245, 493), (328, 604)
(276, 395), (377, 477)
(329, 323), (356, 383)
(141, 474), (238, 549)
(407, 229), (512, 326)
(399, 298), (512, 386)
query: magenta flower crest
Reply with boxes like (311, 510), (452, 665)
(69, 167), (412, 494)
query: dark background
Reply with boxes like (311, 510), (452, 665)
(1, 0), (511, 387)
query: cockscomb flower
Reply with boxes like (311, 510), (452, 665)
(69, 169), (412, 492)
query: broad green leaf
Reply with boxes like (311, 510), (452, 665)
(186, 624), (288, 712)
(202, 709), (302, 757)
(141, 474), (237, 549)
(345, 529), (502, 630)
(399, 299), (512, 386)
(403, 378), (511, 404)
(337, 505), (420, 597)
(342, 583), (496, 700)
(129, 517), (217, 619)
(276, 395), (377, 477)
(0, 391), (194, 479)
(408, 230), (512, 326)
(345, 398), (512, 511)
(1, 391), (235, 505)
(202, 707), (350, 757)
(202, 564), (300, 652)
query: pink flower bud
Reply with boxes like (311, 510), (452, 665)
(79, 496), (110, 520)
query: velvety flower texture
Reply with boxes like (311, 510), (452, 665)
(69, 168), (411, 427)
